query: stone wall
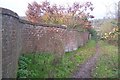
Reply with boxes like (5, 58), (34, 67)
(0, 8), (2, 80)
(0, 7), (89, 78)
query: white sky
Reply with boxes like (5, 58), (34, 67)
(0, 0), (119, 19)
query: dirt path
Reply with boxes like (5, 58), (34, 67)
(73, 42), (100, 78)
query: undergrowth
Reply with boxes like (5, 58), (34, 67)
(17, 40), (96, 78)
(92, 40), (118, 78)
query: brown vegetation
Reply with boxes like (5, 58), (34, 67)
(26, 1), (94, 30)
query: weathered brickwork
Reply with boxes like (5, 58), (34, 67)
(0, 7), (90, 78)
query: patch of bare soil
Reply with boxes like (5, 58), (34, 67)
(72, 42), (100, 78)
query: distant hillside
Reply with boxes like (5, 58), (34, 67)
(91, 18), (117, 36)
(91, 18), (117, 27)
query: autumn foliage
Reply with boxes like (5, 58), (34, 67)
(26, 1), (94, 29)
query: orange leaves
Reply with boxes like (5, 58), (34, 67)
(26, 1), (41, 23)
(26, 1), (94, 29)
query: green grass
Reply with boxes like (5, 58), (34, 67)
(92, 40), (118, 78)
(17, 40), (96, 78)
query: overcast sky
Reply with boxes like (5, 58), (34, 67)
(0, 0), (119, 19)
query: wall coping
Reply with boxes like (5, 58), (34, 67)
(0, 7), (19, 18)
(0, 7), (89, 32)
(0, 7), (67, 29)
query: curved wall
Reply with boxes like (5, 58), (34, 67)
(0, 7), (89, 78)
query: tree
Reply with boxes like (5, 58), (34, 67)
(26, 1), (94, 30)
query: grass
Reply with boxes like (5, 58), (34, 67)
(17, 40), (97, 78)
(92, 40), (118, 78)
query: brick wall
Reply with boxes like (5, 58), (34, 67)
(0, 7), (90, 78)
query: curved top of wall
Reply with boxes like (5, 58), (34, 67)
(0, 7), (19, 18)
(0, 7), (67, 29)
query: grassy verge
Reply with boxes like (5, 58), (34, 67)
(92, 40), (118, 78)
(17, 40), (96, 78)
